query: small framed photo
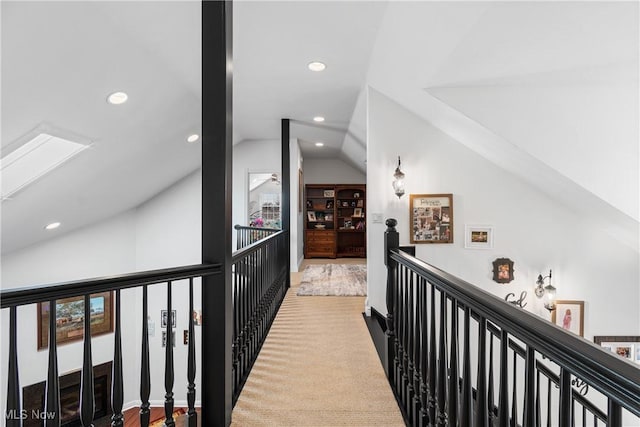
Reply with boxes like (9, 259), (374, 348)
(410, 194), (453, 244)
(356, 199), (364, 208)
(465, 225), (494, 249)
(307, 211), (316, 222)
(162, 331), (175, 347)
(492, 258), (514, 283)
(353, 192), (360, 198)
(323, 190), (334, 198)
(552, 300), (584, 337)
(161, 309), (176, 328)
(353, 208), (363, 217)
(192, 310), (202, 326)
(594, 336), (640, 364)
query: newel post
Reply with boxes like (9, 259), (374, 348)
(384, 218), (400, 383)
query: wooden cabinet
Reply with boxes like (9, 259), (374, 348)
(304, 184), (366, 258)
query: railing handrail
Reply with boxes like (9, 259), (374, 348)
(0, 263), (222, 309)
(233, 224), (280, 232)
(389, 248), (640, 417)
(232, 229), (286, 262)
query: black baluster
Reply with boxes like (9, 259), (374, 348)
(546, 379), (552, 427)
(476, 316), (488, 427)
(140, 286), (151, 427)
(428, 284), (437, 424)
(187, 278), (197, 426)
(396, 266), (405, 402)
(405, 268), (414, 422)
(411, 272), (421, 424)
(402, 266), (410, 411)
(232, 265), (239, 398)
(437, 292), (448, 426)
(6, 307), (21, 427)
(111, 290), (124, 426)
(559, 368), (572, 427)
(607, 400), (621, 427)
(164, 282), (176, 427)
(80, 294), (95, 427)
(498, 330), (509, 427)
(536, 370), (541, 427)
(524, 346), (536, 427)
(448, 298), (459, 426)
(582, 406), (587, 427)
(418, 277), (428, 426)
(461, 306), (472, 426)
(488, 333), (495, 423)
(45, 300), (61, 427)
(512, 352), (518, 427)
(384, 220), (398, 389)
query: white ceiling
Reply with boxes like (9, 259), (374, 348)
(1, 1), (385, 254)
(2, 1), (637, 255)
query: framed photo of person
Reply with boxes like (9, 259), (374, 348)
(594, 336), (640, 364)
(409, 194), (453, 244)
(492, 258), (514, 284)
(551, 300), (584, 337)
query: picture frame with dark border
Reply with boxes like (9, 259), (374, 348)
(594, 335), (640, 364)
(492, 258), (514, 283)
(37, 291), (114, 350)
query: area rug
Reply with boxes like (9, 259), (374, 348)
(296, 264), (367, 296)
(149, 408), (186, 427)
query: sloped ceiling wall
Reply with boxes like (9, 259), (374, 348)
(359, 1), (638, 250)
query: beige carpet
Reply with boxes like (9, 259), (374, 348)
(231, 259), (404, 427)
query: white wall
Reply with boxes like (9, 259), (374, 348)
(303, 158), (366, 184)
(232, 139), (281, 231)
(290, 139), (304, 271)
(1, 211), (138, 416)
(366, 87), (640, 339)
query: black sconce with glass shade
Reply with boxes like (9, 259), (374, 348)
(535, 269), (557, 311)
(392, 156), (405, 198)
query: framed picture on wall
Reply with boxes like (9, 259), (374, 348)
(464, 224), (494, 249)
(37, 291), (114, 350)
(552, 300), (584, 337)
(409, 194), (453, 244)
(594, 336), (640, 364)
(492, 258), (514, 283)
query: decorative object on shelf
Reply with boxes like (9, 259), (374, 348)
(356, 199), (364, 207)
(464, 224), (494, 249)
(354, 192), (360, 198)
(323, 189), (335, 197)
(307, 211), (316, 221)
(161, 309), (176, 328)
(326, 200), (333, 209)
(314, 224), (326, 229)
(392, 156), (405, 198)
(355, 220), (365, 230)
(552, 300), (584, 337)
(37, 291), (114, 350)
(409, 194), (453, 243)
(594, 336), (640, 364)
(535, 269), (557, 311)
(326, 214), (333, 221)
(343, 219), (353, 229)
(504, 291), (527, 308)
(492, 257), (514, 283)
(306, 199), (312, 208)
(342, 201), (349, 207)
(353, 208), (363, 217)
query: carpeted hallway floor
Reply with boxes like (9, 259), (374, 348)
(230, 259), (405, 426)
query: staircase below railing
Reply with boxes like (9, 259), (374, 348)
(381, 219), (639, 427)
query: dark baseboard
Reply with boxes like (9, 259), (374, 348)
(362, 308), (387, 369)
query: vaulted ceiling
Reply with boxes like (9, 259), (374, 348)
(2, 1), (637, 255)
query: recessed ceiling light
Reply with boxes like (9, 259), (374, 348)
(187, 134), (200, 143)
(315, 142), (324, 147)
(313, 116), (325, 123)
(107, 91), (128, 105)
(1, 133), (90, 200)
(307, 61), (326, 72)
(45, 222), (61, 230)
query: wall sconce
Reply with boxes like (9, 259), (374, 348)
(392, 156), (405, 198)
(535, 269), (557, 311)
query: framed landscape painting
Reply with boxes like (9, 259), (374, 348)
(38, 291), (114, 350)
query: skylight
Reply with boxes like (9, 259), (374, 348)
(1, 133), (89, 200)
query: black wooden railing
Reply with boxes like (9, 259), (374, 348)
(235, 224), (280, 250)
(231, 230), (288, 403)
(2, 225), (288, 427)
(383, 219), (640, 427)
(2, 264), (221, 427)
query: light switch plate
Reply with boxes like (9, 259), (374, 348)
(372, 213), (383, 223)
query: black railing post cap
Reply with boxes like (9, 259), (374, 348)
(385, 218), (397, 231)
